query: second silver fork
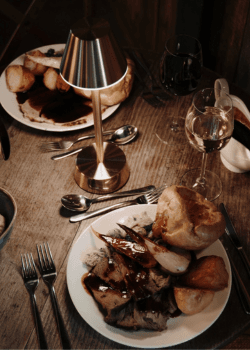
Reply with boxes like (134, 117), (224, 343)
(37, 243), (71, 349)
(21, 253), (48, 349)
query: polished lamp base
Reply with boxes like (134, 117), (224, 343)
(74, 142), (130, 193)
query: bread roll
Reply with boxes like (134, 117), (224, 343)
(5, 65), (35, 92)
(24, 50), (48, 75)
(174, 286), (215, 315)
(73, 58), (135, 106)
(0, 214), (5, 235)
(152, 185), (226, 250)
(179, 255), (229, 291)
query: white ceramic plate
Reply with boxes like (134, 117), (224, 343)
(66, 204), (232, 348)
(0, 44), (120, 132)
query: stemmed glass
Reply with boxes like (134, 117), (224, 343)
(180, 88), (234, 201)
(156, 34), (203, 145)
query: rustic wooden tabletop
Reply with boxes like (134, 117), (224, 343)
(0, 50), (250, 349)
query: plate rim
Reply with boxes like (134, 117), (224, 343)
(66, 204), (232, 348)
(0, 43), (120, 132)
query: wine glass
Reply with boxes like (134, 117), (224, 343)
(180, 88), (234, 201)
(156, 34), (203, 145)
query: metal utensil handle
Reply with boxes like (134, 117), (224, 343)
(51, 147), (84, 160)
(75, 129), (114, 144)
(93, 185), (155, 202)
(70, 199), (136, 222)
(228, 253), (250, 314)
(49, 286), (71, 349)
(220, 203), (250, 278)
(238, 248), (250, 278)
(30, 293), (48, 349)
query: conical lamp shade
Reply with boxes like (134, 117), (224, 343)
(60, 17), (127, 89)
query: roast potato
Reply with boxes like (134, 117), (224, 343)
(5, 65), (35, 92)
(174, 286), (215, 315)
(179, 255), (229, 291)
(24, 50), (48, 75)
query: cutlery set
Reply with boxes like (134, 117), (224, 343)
(21, 243), (70, 349)
(61, 185), (155, 212)
(41, 125), (138, 153)
(69, 184), (167, 222)
(219, 203), (250, 314)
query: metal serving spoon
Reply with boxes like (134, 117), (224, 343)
(51, 125), (138, 160)
(61, 185), (155, 212)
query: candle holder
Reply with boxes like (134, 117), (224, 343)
(60, 17), (129, 193)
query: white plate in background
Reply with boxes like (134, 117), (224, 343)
(0, 44), (120, 132)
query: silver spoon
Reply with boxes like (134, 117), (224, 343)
(61, 185), (155, 212)
(51, 125), (138, 160)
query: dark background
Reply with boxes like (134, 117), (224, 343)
(1, 0), (250, 92)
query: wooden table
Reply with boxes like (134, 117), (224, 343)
(0, 53), (250, 349)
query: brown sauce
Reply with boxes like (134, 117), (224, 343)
(170, 308), (182, 318)
(81, 272), (92, 296)
(82, 271), (130, 299)
(122, 257), (151, 300)
(16, 76), (93, 124)
(100, 235), (156, 268)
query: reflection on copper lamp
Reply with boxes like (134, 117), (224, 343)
(60, 17), (129, 193)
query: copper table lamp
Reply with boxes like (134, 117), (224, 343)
(60, 17), (129, 193)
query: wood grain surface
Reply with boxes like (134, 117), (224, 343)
(0, 54), (250, 349)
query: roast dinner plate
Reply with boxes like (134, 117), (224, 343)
(0, 44), (120, 132)
(66, 204), (232, 348)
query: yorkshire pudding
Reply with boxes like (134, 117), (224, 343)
(152, 185), (226, 250)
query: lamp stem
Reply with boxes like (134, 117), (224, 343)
(92, 90), (104, 163)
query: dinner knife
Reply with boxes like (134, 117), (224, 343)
(0, 116), (10, 160)
(224, 242), (250, 314)
(219, 203), (250, 278)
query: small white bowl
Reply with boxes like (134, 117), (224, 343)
(0, 188), (17, 251)
(215, 78), (250, 173)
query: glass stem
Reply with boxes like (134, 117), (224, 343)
(198, 153), (207, 184)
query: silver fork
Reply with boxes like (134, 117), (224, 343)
(40, 129), (115, 152)
(37, 243), (71, 349)
(21, 253), (48, 349)
(70, 183), (167, 222)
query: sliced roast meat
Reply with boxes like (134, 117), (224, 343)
(84, 272), (131, 317)
(106, 292), (173, 331)
(92, 250), (127, 291)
